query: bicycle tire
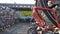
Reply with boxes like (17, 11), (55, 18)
(27, 27), (38, 34)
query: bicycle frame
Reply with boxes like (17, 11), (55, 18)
(33, 5), (60, 30)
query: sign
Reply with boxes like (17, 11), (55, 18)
(20, 11), (32, 17)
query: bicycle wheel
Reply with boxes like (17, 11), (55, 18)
(27, 27), (38, 34)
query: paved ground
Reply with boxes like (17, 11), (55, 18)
(0, 23), (30, 34)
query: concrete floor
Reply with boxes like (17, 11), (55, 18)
(0, 23), (30, 34)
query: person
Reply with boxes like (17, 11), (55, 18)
(30, 18), (35, 22)
(30, 18), (36, 26)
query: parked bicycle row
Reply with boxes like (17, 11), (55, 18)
(0, 8), (15, 31)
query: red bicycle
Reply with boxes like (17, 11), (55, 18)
(27, 0), (60, 34)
